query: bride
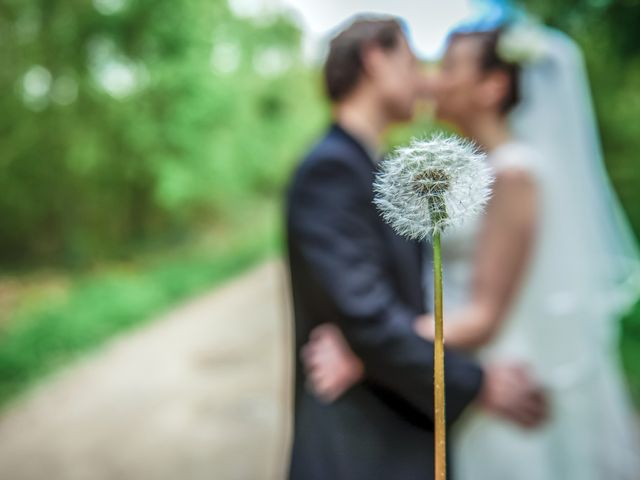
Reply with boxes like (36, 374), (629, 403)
(302, 22), (640, 479)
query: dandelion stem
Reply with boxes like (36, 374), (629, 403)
(433, 231), (446, 480)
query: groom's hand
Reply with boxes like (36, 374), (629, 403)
(479, 363), (548, 428)
(302, 323), (365, 403)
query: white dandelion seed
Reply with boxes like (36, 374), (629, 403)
(374, 134), (493, 241)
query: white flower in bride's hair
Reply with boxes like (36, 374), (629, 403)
(374, 134), (493, 240)
(497, 22), (550, 65)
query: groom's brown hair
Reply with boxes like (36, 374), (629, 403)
(324, 16), (405, 102)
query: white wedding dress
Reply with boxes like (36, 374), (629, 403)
(438, 27), (640, 480)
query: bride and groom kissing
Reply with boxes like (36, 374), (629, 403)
(285, 14), (640, 480)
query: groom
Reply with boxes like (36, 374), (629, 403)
(286, 16), (546, 480)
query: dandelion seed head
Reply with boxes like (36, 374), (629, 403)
(374, 134), (494, 240)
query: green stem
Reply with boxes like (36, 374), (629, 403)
(433, 231), (446, 480)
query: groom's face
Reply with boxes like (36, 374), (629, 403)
(367, 34), (421, 122)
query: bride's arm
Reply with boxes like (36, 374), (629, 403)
(420, 167), (538, 350)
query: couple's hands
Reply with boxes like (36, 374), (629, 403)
(302, 324), (364, 403)
(302, 322), (548, 429)
(302, 316), (435, 403)
(415, 315), (548, 427)
(414, 314), (436, 339)
(479, 363), (549, 428)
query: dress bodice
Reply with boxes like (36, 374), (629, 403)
(439, 140), (539, 315)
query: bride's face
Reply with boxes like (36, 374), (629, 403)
(431, 37), (497, 126)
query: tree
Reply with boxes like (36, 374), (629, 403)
(0, 0), (324, 266)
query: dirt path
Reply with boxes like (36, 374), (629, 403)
(0, 260), (292, 480)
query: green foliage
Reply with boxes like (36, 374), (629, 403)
(0, 0), (325, 266)
(620, 298), (640, 406)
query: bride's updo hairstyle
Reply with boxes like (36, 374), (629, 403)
(449, 27), (521, 115)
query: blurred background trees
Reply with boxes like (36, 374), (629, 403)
(0, 0), (325, 267)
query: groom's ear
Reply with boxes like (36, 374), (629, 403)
(360, 42), (388, 80)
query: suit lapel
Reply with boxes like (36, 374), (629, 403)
(332, 123), (426, 314)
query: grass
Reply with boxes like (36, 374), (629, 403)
(620, 299), (640, 407)
(0, 200), (282, 409)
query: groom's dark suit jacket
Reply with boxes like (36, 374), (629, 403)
(286, 123), (484, 480)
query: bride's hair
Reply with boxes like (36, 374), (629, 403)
(449, 27), (520, 114)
